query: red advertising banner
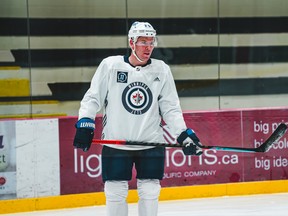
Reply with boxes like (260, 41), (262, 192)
(59, 108), (288, 195)
(59, 117), (104, 194)
(242, 109), (288, 181)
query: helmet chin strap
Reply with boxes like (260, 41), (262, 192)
(132, 42), (145, 63)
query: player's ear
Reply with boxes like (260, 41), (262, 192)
(129, 39), (134, 49)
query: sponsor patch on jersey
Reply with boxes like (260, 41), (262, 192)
(117, 71), (128, 83)
(122, 82), (153, 115)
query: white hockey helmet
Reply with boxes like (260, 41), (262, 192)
(128, 21), (157, 43)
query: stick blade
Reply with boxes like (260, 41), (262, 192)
(256, 123), (287, 152)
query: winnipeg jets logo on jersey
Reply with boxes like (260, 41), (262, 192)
(132, 89), (143, 104)
(122, 82), (153, 115)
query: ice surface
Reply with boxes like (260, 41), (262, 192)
(2, 193), (288, 216)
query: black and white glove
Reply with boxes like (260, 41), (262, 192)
(177, 128), (203, 156)
(73, 118), (95, 152)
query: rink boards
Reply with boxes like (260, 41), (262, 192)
(1, 107), (288, 213)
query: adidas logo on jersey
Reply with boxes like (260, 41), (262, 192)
(154, 77), (160, 81)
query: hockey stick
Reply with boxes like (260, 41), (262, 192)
(92, 123), (287, 153)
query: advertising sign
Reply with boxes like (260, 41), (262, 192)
(59, 109), (288, 195)
(0, 121), (16, 200)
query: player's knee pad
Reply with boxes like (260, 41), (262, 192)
(104, 180), (129, 202)
(137, 179), (161, 200)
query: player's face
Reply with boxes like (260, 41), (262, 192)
(134, 37), (155, 61)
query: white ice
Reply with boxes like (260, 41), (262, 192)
(2, 192), (288, 216)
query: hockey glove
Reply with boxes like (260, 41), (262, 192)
(177, 128), (203, 156)
(73, 118), (95, 152)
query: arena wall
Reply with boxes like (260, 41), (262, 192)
(1, 108), (288, 213)
(1, 0), (288, 117)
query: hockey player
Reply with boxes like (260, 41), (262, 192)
(73, 21), (202, 216)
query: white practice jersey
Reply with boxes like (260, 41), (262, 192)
(79, 55), (187, 150)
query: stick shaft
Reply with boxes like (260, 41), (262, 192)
(92, 123), (287, 153)
(92, 139), (258, 152)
